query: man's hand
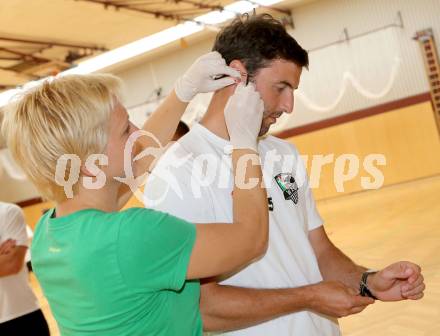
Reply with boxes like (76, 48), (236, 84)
(0, 239), (16, 255)
(368, 261), (425, 301)
(308, 281), (375, 318)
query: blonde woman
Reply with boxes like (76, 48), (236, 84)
(2, 52), (268, 335)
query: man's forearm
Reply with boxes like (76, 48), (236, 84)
(317, 244), (367, 290)
(200, 283), (312, 332)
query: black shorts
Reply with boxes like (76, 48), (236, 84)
(0, 309), (50, 335)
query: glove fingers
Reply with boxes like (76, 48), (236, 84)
(214, 65), (241, 79)
(208, 77), (237, 91)
(224, 83), (264, 151)
(205, 51), (223, 60)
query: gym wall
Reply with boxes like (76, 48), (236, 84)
(6, 0), (440, 207)
(287, 100), (440, 200)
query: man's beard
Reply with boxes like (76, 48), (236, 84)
(258, 120), (271, 136)
(258, 110), (282, 136)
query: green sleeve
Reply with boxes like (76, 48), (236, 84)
(117, 208), (196, 292)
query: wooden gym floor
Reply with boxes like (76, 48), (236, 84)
(30, 174), (440, 335)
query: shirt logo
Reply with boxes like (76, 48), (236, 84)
(268, 197), (274, 211)
(274, 173), (299, 205)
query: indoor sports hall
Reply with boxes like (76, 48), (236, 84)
(0, 0), (438, 335)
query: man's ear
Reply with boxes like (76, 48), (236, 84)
(229, 60), (248, 83)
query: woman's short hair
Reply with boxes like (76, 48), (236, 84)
(1, 74), (123, 202)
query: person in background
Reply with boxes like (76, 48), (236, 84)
(0, 201), (50, 335)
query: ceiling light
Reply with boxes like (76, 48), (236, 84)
(0, 0), (284, 108)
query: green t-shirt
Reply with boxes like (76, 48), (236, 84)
(31, 207), (202, 336)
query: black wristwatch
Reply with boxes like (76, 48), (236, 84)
(359, 270), (378, 300)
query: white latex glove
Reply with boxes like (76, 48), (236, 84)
(224, 83), (264, 152)
(174, 51), (240, 102)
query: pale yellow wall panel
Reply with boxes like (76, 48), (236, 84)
(288, 102), (440, 200)
(122, 194), (144, 209)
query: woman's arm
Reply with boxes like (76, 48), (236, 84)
(117, 52), (239, 208)
(116, 91), (187, 209)
(186, 83), (269, 279)
(137, 51), (239, 171)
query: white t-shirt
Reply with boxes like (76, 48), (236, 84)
(144, 124), (340, 336)
(0, 202), (40, 324)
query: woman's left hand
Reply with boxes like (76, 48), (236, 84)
(174, 51), (241, 102)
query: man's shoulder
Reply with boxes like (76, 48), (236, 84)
(154, 136), (196, 171)
(260, 135), (299, 156)
(145, 130), (202, 201)
(159, 128), (207, 162)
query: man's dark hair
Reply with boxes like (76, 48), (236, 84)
(213, 14), (308, 78)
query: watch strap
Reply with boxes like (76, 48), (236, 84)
(360, 270), (378, 300)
